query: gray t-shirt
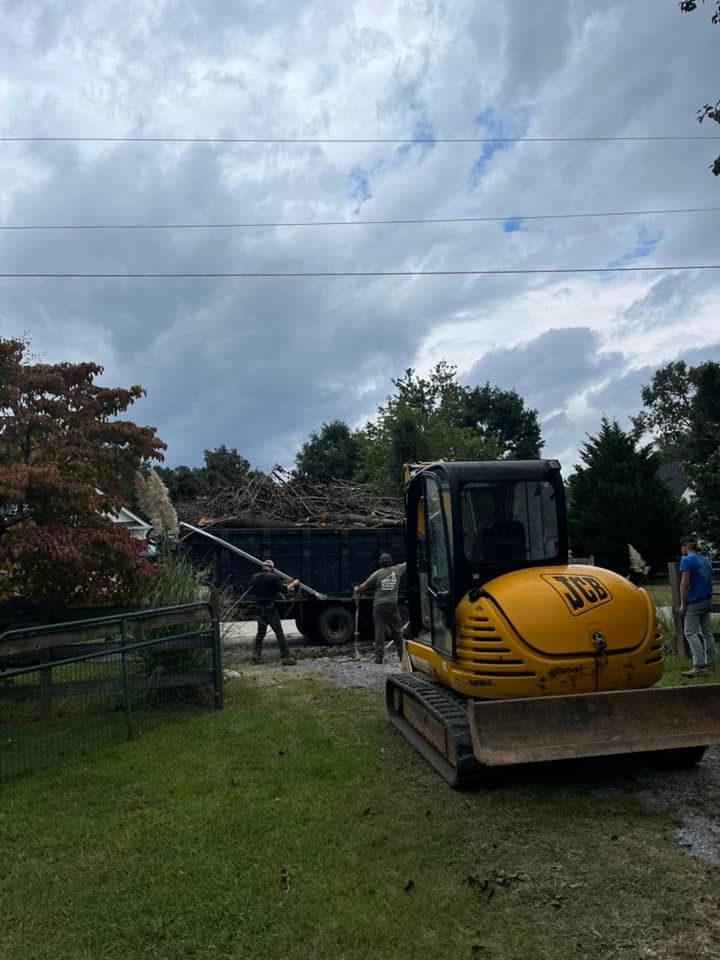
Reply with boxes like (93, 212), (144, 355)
(363, 563), (407, 610)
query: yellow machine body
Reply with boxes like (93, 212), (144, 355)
(405, 565), (664, 700)
(387, 459), (720, 785)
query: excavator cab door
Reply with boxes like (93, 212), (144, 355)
(423, 474), (454, 656)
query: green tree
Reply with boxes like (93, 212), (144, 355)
(155, 463), (205, 502)
(567, 418), (685, 574)
(634, 360), (720, 544)
(0, 337), (165, 605)
(354, 363), (503, 494)
(295, 420), (360, 482)
(203, 445), (251, 491)
(454, 383), (542, 459)
(679, 0), (720, 175)
(156, 446), (254, 502)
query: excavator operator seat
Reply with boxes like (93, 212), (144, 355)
(483, 519), (528, 562)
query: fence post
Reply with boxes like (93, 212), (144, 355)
(120, 619), (134, 739)
(668, 561), (687, 657)
(210, 604), (223, 710)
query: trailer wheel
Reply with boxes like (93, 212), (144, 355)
(316, 605), (354, 645)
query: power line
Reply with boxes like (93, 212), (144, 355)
(2, 135), (720, 145)
(2, 206), (719, 231)
(1, 265), (719, 279)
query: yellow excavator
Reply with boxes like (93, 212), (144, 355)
(387, 460), (720, 786)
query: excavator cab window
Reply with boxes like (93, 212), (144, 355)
(462, 480), (560, 564)
(424, 475), (454, 653)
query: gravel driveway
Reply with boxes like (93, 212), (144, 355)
(222, 619), (398, 686)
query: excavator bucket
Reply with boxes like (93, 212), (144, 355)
(467, 683), (720, 766)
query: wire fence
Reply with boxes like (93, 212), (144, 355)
(0, 604), (222, 784)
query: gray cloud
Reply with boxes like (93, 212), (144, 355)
(1, 0), (719, 469)
(466, 327), (624, 413)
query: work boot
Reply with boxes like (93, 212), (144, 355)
(374, 655), (384, 665)
(681, 666), (708, 678)
(251, 650), (263, 664)
(281, 657), (297, 666)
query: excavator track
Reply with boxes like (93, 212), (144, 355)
(386, 673), (483, 788)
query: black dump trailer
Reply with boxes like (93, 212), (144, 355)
(181, 526), (406, 645)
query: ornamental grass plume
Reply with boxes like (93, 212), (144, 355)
(628, 543), (651, 579)
(135, 469), (179, 537)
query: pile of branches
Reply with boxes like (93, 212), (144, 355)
(176, 468), (403, 529)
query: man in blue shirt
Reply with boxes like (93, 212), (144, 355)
(679, 536), (716, 677)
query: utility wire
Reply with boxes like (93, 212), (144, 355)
(1, 265), (719, 279)
(2, 206), (719, 231)
(2, 135), (720, 144)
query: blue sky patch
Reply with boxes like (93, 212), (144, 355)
(470, 106), (530, 186)
(396, 114), (435, 162)
(503, 217), (524, 233)
(348, 166), (372, 212)
(606, 226), (663, 270)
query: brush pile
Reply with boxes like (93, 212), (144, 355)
(176, 468), (403, 529)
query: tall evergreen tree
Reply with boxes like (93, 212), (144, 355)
(567, 418), (685, 573)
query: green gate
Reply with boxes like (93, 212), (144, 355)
(0, 603), (223, 783)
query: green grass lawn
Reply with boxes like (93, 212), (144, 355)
(644, 583), (673, 608)
(661, 653), (719, 686)
(1, 671), (717, 960)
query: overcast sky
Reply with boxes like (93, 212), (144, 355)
(1, 1), (719, 474)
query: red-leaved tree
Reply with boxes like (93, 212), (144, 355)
(0, 337), (166, 605)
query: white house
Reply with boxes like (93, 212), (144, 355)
(108, 503), (152, 540)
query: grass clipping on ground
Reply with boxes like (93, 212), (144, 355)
(1, 674), (718, 960)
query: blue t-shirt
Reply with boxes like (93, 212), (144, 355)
(679, 552), (713, 603)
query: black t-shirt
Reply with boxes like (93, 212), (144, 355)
(251, 571), (284, 602)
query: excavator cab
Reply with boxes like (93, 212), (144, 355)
(387, 460), (720, 787)
(405, 460), (567, 651)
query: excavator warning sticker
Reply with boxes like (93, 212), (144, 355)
(542, 574), (614, 616)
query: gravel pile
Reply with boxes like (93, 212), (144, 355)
(634, 746), (720, 865)
(298, 653), (401, 688)
(675, 812), (720, 866)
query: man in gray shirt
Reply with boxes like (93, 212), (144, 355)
(355, 553), (407, 664)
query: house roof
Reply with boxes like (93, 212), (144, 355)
(657, 460), (690, 500)
(113, 504), (151, 529)
(95, 489), (151, 530)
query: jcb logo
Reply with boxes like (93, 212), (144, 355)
(542, 574), (613, 616)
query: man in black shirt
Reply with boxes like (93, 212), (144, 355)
(251, 560), (300, 665)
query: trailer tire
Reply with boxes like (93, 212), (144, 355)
(316, 605), (354, 645)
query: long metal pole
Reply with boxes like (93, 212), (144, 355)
(179, 521), (327, 600)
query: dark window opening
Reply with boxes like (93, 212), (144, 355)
(461, 480), (560, 564)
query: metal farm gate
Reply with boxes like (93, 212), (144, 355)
(0, 603), (223, 783)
